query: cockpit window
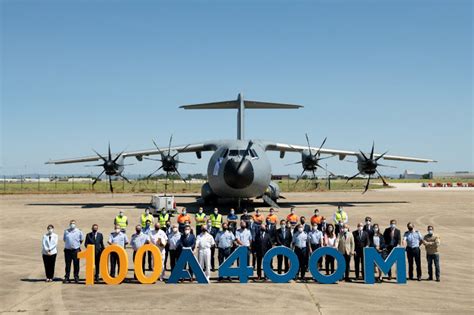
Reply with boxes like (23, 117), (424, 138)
(250, 149), (258, 158)
(222, 149), (229, 158)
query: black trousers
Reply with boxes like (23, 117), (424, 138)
(211, 246), (216, 270)
(145, 251), (153, 271)
(133, 251), (146, 279)
(218, 247), (232, 279)
(427, 253), (440, 280)
(325, 255), (335, 275)
(354, 250), (364, 278)
(43, 254), (57, 279)
(64, 248), (80, 280)
(277, 254), (290, 274)
(256, 252), (265, 278)
(386, 246), (395, 278)
(295, 247), (308, 279)
(343, 254), (351, 280)
(110, 252), (120, 277)
(164, 243), (170, 270)
(169, 249), (178, 271)
(94, 252), (101, 278)
(251, 248), (257, 270)
(406, 247), (422, 279)
(311, 244), (322, 269)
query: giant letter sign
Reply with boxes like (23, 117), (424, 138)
(308, 247), (346, 284)
(168, 249), (209, 284)
(262, 246), (299, 283)
(218, 246), (253, 283)
(364, 247), (407, 284)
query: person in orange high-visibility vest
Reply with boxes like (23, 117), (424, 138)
(266, 208), (279, 225)
(286, 207), (299, 227)
(177, 208), (191, 233)
(252, 209), (265, 225)
(310, 209), (323, 225)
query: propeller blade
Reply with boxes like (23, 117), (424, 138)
(359, 150), (368, 161)
(113, 148), (127, 163)
(363, 174), (371, 194)
(175, 160), (196, 165)
(120, 174), (131, 184)
(317, 155), (334, 161)
(315, 137), (327, 157)
(85, 164), (104, 167)
(375, 169), (389, 186)
(346, 172), (361, 182)
(145, 165), (164, 179)
(316, 163), (335, 176)
(375, 150), (388, 161)
(370, 141), (375, 160)
(152, 139), (164, 157)
(108, 175), (113, 193)
(174, 167), (187, 184)
(108, 142), (112, 161)
(92, 149), (107, 162)
(117, 163), (135, 167)
(167, 135), (173, 156)
(285, 161), (303, 166)
(294, 169), (306, 185)
(92, 169), (105, 186)
(377, 163), (397, 169)
(143, 157), (162, 162)
(305, 133), (312, 156)
(172, 144), (191, 159)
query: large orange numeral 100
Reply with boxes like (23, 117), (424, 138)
(134, 244), (163, 284)
(99, 245), (129, 285)
(77, 245), (95, 285)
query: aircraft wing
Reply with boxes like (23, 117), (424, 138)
(45, 142), (218, 165)
(263, 142), (436, 163)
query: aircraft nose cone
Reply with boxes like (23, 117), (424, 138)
(223, 159), (254, 189)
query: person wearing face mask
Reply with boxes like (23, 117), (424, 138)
(333, 205), (348, 237)
(323, 224), (338, 275)
(254, 224), (273, 281)
(131, 225), (150, 280)
(196, 225), (215, 281)
(298, 216), (310, 234)
(318, 217), (328, 233)
(177, 208), (191, 234)
(423, 225), (440, 282)
(227, 208), (238, 235)
(363, 216), (374, 245)
(403, 222), (423, 281)
(140, 208), (154, 229)
(309, 224), (324, 272)
(276, 220), (292, 274)
(236, 221), (252, 264)
(167, 224), (182, 271)
(292, 223), (310, 281)
(107, 224), (129, 277)
(177, 225), (196, 281)
(195, 207), (207, 235)
(383, 219), (401, 280)
(371, 223), (386, 282)
(337, 223), (355, 282)
(210, 208), (223, 235)
(240, 208), (252, 228)
(352, 222), (370, 280)
(63, 220), (84, 283)
(286, 207), (299, 226)
(42, 224), (58, 282)
(114, 211), (128, 233)
(310, 209), (322, 226)
(158, 208), (170, 231)
(85, 224), (105, 281)
(150, 222), (168, 281)
(215, 223), (236, 281)
(163, 220), (172, 270)
(252, 209), (265, 225)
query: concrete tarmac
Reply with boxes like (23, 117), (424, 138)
(0, 189), (473, 314)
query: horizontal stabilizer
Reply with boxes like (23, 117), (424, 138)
(180, 100), (303, 110)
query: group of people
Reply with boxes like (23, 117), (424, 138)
(41, 206), (441, 283)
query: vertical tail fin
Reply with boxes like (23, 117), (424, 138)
(180, 93), (303, 140)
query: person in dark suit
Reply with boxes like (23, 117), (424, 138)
(363, 216), (375, 245)
(177, 225), (196, 281)
(383, 219), (401, 280)
(318, 217), (328, 233)
(352, 222), (370, 279)
(84, 224), (105, 281)
(276, 220), (292, 274)
(254, 224), (273, 280)
(248, 218), (259, 269)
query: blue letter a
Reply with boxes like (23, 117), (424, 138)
(168, 249), (209, 284)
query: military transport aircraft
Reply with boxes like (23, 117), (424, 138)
(46, 93), (436, 207)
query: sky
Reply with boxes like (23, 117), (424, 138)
(1, 0), (472, 177)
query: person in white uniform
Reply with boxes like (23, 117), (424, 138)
(196, 225), (215, 281)
(149, 222), (168, 281)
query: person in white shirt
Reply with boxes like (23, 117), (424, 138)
(42, 224), (58, 282)
(196, 225), (215, 280)
(149, 222), (168, 281)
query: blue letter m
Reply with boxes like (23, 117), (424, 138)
(364, 247), (406, 284)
